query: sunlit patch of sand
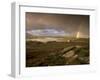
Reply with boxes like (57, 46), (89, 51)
(26, 37), (68, 43)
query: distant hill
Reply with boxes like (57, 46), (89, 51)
(26, 33), (33, 39)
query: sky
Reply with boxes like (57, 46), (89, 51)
(26, 12), (89, 38)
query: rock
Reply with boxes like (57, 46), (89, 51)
(63, 50), (75, 58)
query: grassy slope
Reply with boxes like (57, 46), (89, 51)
(26, 38), (89, 67)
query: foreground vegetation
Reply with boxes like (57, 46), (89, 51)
(26, 38), (89, 67)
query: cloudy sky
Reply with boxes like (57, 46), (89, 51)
(26, 12), (89, 38)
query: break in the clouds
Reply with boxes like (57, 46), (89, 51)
(26, 12), (89, 38)
(27, 29), (70, 36)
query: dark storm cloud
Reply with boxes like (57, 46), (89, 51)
(26, 12), (89, 37)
